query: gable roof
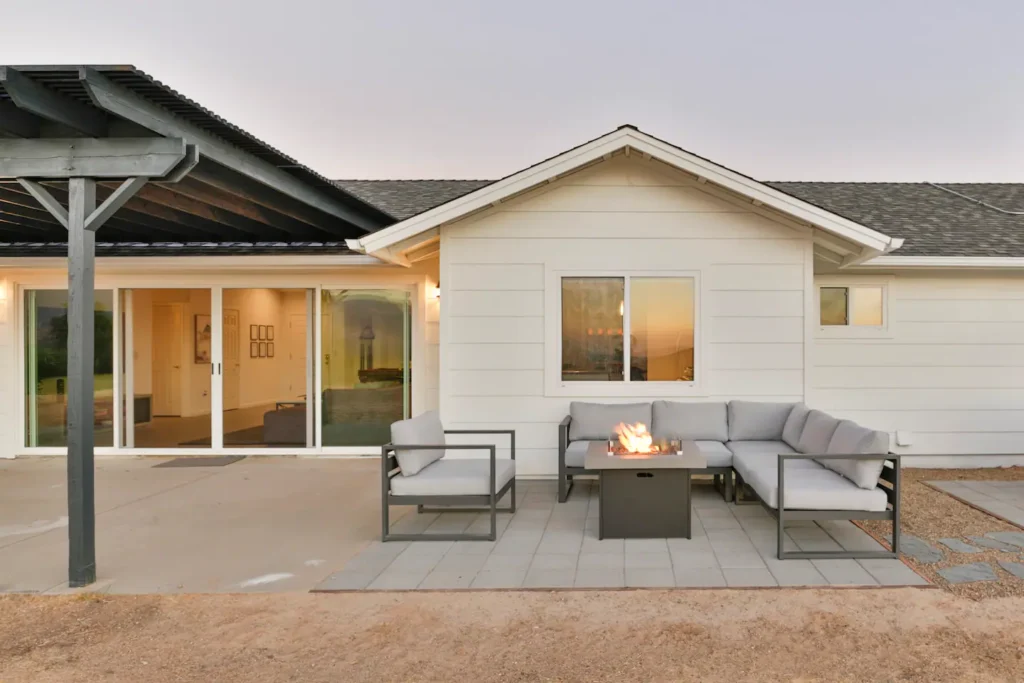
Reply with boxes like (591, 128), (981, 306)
(338, 178), (1024, 261)
(346, 126), (902, 265)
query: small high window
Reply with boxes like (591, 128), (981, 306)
(819, 285), (884, 327)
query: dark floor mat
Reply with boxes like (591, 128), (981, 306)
(153, 456), (246, 468)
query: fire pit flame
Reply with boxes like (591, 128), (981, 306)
(614, 422), (655, 454)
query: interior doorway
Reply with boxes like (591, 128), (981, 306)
(223, 308), (241, 411)
(152, 303), (183, 416)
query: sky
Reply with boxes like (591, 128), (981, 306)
(3, 1), (1023, 181)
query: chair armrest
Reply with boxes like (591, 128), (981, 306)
(442, 430), (516, 460)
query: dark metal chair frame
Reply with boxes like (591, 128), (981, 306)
(558, 415), (734, 503)
(735, 452), (901, 560)
(381, 429), (516, 542)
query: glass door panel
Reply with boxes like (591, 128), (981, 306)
(24, 289), (114, 447)
(222, 288), (314, 448)
(121, 289), (212, 448)
(321, 289), (410, 447)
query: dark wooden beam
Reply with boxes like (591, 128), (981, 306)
(0, 137), (186, 179)
(129, 183), (295, 240)
(120, 193), (257, 240)
(0, 67), (107, 137)
(189, 162), (355, 238)
(0, 99), (42, 137)
(81, 68), (385, 232)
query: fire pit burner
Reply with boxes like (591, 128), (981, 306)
(608, 422), (680, 456)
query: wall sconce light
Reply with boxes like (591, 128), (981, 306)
(432, 283), (442, 299)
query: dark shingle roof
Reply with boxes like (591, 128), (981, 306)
(334, 180), (492, 220)
(335, 179), (1024, 258)
(769, 182), (1024, 258)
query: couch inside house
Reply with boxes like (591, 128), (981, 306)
(558, 400), (893, 516)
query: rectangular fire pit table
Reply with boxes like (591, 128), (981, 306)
(585, 440), (706, 539)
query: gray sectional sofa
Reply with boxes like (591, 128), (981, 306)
(558, 400), (900, 559)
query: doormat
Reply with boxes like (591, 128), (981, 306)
(153, 456), (246, 468)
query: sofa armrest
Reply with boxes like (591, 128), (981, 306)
(558, 415), (571, 465)
(445, 429), (516, 461)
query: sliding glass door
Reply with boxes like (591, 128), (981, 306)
(320, 289), (411, 447)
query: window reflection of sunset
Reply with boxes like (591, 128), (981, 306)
(630, 278), (694, 381)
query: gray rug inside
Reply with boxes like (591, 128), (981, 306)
(153, 456), (246, 468)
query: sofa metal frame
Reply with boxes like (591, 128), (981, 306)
(558, 416), (734, 503)
(381, 429), (516, 542)
(735, 452), (901, 560)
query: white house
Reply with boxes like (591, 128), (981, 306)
(2, 66), (1023, 473)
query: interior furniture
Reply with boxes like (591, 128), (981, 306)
(382, 411), (516, 542)
(558, 400), (900, 559)
(584, 440), (706, 539)
(262, 405), (306, 445)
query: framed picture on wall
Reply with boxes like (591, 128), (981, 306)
(258, 325), (267, 340)
(258, 342), (267, 358)
(267, 342), (275, 358)
(267, 325), (275, 341)
(250, 324), (258, 341)
(194, 315), (212, 363)
(250, 341), (259, 358)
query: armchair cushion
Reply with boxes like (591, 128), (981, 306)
(696, 440), (733, 467)
(727, 401), (795, 441)
(821, 420), (890, 490)
(389, 458), (516, 497)
(652, 400), (728, 442)
(781, 403), (811, 450)
(796, 410), (841, 456)
(390, 411), (446, 476)
(569, 402), (651, 441)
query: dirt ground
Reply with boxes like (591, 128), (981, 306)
(2, 589), (1024, 683)
(859, 467), (1024, 600)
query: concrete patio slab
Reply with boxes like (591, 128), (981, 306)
(928, 480), (1024, 527)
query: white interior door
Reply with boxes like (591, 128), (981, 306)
(287, 312), (307, 398)
(152, 303), (183, 416)
(223, 308), (241, 410)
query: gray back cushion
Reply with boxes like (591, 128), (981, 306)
(822, 420), (890, 490)
(569, 402), (651, 442)
(390, 411), (446, 476)
(782, 403), (811, 450)
(796, 410), (841, 455)
(652, 401), (728, 442)
(727, 401), (795, 441)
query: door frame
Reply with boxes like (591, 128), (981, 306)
(13, 274), (428, 457)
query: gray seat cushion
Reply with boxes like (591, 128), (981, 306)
(696, 441), (732, 467)
(742, 460), (888, 511)
(727, 441), (802, 484)
(727, 401), (795, 441)
(652, 401), (728, 442)
(390, 458), (516, 496)
(564, 440), (599, 468)
(781, 403), (810, 450)
(797, 410), (841, 455)
(390, 411), (446, 476)
(821, 420), (889, 490)
(569, 402), (651, 441)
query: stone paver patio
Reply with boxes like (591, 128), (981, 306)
(317, 479), (927, 590)
(928, 480), (1024, 528)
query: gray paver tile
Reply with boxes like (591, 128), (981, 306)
(418, 571), (477, 589)
(763, 559), (828, 586)
(812, 559), (877, 585)
(577, 553), (624, 570)
(715, 551), (767, 570)
(885, 534), (943, 563)
(315, 570), (378, 591)
(483, 554), (532, 571)
(574, 568), (625, 588)
(997, 561), (1024, 579)
(386, 552), (443, 573)
(937, 538), (983, 554)
(581, 537), (624, 554)
(670, 550), (719, 569)
(523, 569), (575, 588)
(674, 567), (726, 587)
(471, 570), (526, 588)
(625, 538), (669, 553)
(625, 552), (672, 569)
(986, 532), (1024, 549)
(722, 568), (777, 587)
(530, 554), (578, 571)
(368, 570), (431, 590)
(938, 562), (997, 584)
(967, 536), (1020, 552)
(626, 568), (676, 587)
(434, 553), (489, 573)
(857, 559), (929, 586)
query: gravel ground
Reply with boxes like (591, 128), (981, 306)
(2, 589), (1024, 682)
(860, 467), (1024, 600)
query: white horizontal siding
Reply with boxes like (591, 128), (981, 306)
(811, 275), (1024, 463)
(440, 156), (809, 476)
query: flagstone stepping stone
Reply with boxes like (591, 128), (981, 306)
(985, 532), (1024, 549)
(937, 538), (982, 554)
(937, 562), (997, 584)
(998, 561), (1024, 580)
(885, 534), (943, 563)
(967, 536), (1019, 552)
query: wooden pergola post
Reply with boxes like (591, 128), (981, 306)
(2, 137), (190, 586)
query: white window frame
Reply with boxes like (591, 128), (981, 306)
(815, 275), (892, 339)
(546, 268), (705, 397)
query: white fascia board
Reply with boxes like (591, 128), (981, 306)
(355, 127), (899, 256)
(857, 255), (1024, 270)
